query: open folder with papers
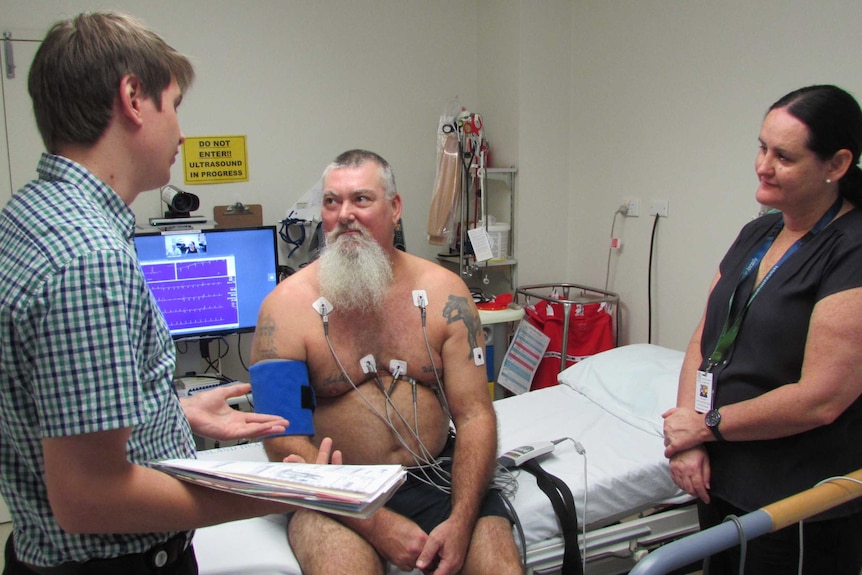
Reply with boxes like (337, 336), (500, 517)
(154, 459), (406, 518)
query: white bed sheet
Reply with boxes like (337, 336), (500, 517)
(193, 343), (690, 574)
(494, 344), (688, 546)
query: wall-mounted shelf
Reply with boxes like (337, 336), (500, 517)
(436, 166), (517, 294)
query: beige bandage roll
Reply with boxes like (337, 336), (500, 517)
(427, 133), (462, 245)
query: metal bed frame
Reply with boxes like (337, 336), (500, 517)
(629, 468), (862, 575)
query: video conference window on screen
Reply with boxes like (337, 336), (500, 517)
(134, 226), (278, 340)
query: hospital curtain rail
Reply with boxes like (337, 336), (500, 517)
(627, 468), (862, 575)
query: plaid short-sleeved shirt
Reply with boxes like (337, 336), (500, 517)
(0, 154), (195, 566)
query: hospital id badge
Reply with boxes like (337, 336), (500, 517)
(694, 370), (714, 414)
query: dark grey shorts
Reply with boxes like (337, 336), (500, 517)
(384, 436), (513, 534)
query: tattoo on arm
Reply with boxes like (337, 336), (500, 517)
(253, 314), (279, 361)
(442, 295), (482, 359)
(318, 373), (349, 396)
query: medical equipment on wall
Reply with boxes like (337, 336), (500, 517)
(278, 181), (325, 268)
(427, 100), (488, 249)
(287, 180), (323, 222)
(427, 101), (517, 299)
(279, 210), (323, 265)
(428, 102), (465, 246)
(427, 130), (461, 246)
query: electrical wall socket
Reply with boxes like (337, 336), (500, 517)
(623, 198), (640, 217)
(649, 199), (669, 217)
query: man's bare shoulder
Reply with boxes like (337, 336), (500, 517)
(253, 264), (321, 362)
(397, 252), (470, 294)
(265, 263), (320, 307)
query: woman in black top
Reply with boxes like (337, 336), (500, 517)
(663, 85), (862, 575)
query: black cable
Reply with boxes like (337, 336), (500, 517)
(457, 135), (473, 244)
(722, 514), (747, 575)
(202, 337), (230, 374)
(279, 213), (307, 259)
(647, 214), (660, 344)
(199, 339), (211, 368)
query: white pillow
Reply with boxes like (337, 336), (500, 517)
(557, 344), (684, 436)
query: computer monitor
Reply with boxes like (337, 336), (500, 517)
(134, 226), (278, 340)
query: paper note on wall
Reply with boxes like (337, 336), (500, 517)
(467, 227), (494, 262)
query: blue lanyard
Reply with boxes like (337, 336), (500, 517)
(707, 197), (843, 368)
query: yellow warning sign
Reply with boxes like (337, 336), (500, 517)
(182, 136), (249, 184)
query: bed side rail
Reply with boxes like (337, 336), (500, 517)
(525, 505), (699, 575)
(628, 468), (862, 575)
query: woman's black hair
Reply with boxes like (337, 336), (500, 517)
(770, 85), (862, 206)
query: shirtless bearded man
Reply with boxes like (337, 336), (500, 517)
(251, 150), (522, 575)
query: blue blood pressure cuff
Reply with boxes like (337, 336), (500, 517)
(249, 359), (315, 436)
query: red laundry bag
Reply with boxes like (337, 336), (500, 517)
(525, 300), (614, 390)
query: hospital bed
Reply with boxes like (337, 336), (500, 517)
(192, 344), (699, 575)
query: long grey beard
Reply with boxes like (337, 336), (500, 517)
(318, 228), (393, 312)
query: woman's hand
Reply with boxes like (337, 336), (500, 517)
(662, 406), (708, 457)
(668, 445), (711, 503)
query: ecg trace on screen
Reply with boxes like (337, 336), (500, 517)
(141, 257), (239, 334)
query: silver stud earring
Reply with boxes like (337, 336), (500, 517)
(826, 178), (832, 184)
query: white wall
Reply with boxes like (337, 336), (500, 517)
(473, 0), (573, 293)
(568, 0), (862, 350)
(4, 0), (862, 357)
(0, 0), (479, 267)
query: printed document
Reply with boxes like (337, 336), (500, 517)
(154, 459), (406, 518)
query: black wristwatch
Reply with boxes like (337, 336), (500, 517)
(705, 409), (724, 441)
